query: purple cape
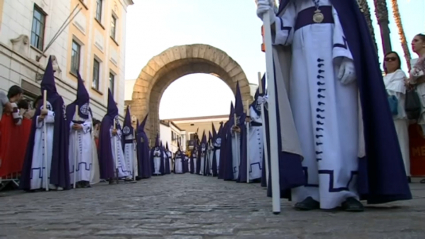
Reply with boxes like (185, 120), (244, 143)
(136, 116), (152, 178)
(98, 89), (120, 180)
(271, 0), (411, 203)
(211, 123), (222, 177)
(20, 57), (70, 190)
(234, 82), (248, 183)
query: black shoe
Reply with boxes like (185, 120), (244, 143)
(341, 197), (364, 212)
(407, 176), (411, 183)
(420, 178), (425, 184)
(294, 197), (320, 210)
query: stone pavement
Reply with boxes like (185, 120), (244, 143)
(0, 174), (424, 239)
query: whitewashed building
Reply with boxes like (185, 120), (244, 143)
(159, 120), (186, 153)
(0, 0), (133, 120)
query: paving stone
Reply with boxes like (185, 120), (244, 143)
(0, 174), (424, 238)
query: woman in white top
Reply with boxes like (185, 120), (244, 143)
(408, 33), (425, 184)
(383, 51), (410, 182)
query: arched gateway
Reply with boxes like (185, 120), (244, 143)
(129, 44), (252, 144)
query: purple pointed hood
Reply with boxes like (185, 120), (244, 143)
(234, 81), (246, 125)
(122, 106), (133, 136)
(250, 73), (266, 116)
(67, 71), (91, 120)
(107, 89), (118, 117)
(138, 113), (148, 132)
(212, 122), (217, 139)
(41, 57), (61, 104)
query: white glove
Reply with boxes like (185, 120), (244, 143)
(337, 58), (356, 85)
(257, 95), (268, 105)
(256, 0), (275, 7)
(256, 1), (276, 24)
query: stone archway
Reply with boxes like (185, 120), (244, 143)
(129, 44), (252, 144)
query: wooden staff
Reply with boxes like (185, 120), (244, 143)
(258, 72), (270, 187)
(73, 105), (79, 188)
(133, 129), (136, 181)
(90, 114), (95, 186)
(233, 113), (240, 180)
(114, 119), (119, 184)
(257, 0), (281, 213)
(43, 90), (48, 191)
(246, 100), (250, 184)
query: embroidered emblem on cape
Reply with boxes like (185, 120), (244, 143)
(63, 104), (67, 120)
(80, 103), (89, 116)
(215, 138), (222, 147)
(123, 126), (130, 134)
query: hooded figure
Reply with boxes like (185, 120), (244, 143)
(165, 142), (172, 174)
(190, 141), (198, 174)
(66, 71), (97, 188)
(246, 74), (267, 183)
(207, 131), (214, 176)
(199, 131), (209, 176)
(174, 141), (184, 174)
(20, 57), (70, 191)
(122, 106), (137, 180)
(136, 115), (151, 179)
(211, 122), (223, 177)
(150, 134), (164, 175)
(98, 89), (131, 183)
(232, 82), (248, 183)
(160, 141), (170, 174)
(256, 0), (411, 211)
(220, 102), (235, 181)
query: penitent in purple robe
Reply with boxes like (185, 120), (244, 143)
(136, 114), (152, 178)
(220, 103), (235, 181)
(98, 89), (120, 180)
(20, 57), (70, 190)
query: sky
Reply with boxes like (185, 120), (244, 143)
(124, 0), (425, 120)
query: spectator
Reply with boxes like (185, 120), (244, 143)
(17, 99), (33, 119)
(0, 92), (13, 120)
(409, 33), (425, 183)
(383, 51), (410, 182)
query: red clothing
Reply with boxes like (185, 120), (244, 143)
(0, 114), (31, 177)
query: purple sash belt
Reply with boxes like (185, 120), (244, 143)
(294, 6), (334, 31)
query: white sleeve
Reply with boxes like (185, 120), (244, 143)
(332, 7), (353, 60)
(273, 2), (296, 46)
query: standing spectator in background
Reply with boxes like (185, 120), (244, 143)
(383, 51), (410, 182)
(408, 33), (425, 184)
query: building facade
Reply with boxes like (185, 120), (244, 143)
(164, 114), (228, 149)
(0, 0), (133, 120)
(159, 120), (186, 153)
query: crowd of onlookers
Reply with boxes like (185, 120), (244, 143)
(0, 87), (102, 187)
(384, 33), (425, 184)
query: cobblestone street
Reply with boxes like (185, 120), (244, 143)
(0, 174), (424, 239)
